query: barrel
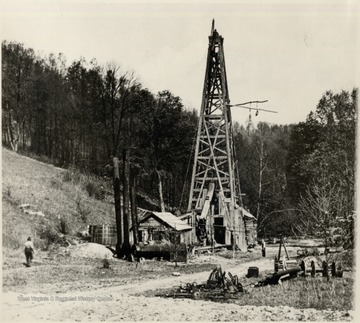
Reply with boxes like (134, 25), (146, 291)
(247, 266), (259, 278)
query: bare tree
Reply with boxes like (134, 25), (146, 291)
(99, 64), (140, 157)
(299, 175), (353, 251)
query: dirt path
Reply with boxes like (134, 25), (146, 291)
(2, 256), (353, 321)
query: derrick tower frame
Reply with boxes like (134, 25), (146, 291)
(187, 21), (246, 250)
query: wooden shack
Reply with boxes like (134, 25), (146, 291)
(241, 207), (257, 246)
(89, 211), (193, 248)
(137, 211), (192, 244)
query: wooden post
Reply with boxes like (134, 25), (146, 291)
(102, 224), (105, 245)
(322, 261), (329, 278)
(278, 236), (283, 261)
(283, 239), (290, 260)
(122, 149), (130, 255)
(130, 168), (139, 245)
(210, 205), (214, 254)
(232, 207), (237, 255)
(311, 260), (316, 277)
(113, 157), (123, 256)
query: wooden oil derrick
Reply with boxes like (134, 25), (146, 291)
(187, 20), (246, 250)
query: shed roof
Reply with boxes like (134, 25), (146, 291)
(141, 211), (192, 231)
(240, 207), (256, 220)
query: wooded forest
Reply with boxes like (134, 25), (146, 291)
(2, 41), (357, 247)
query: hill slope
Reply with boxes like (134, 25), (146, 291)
(2, 148), (116, 250)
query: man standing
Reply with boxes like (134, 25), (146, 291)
(261, 239), (266, 257)
(24, 237), (34, 267)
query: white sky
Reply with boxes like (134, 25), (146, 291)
(1, 0), (359, 125)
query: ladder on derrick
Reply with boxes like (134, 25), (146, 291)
(187, 20), (247, 250)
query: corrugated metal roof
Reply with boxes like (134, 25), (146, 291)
(146, 212), (192, 231)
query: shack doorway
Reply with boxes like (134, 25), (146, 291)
(214, 226), (226, 244)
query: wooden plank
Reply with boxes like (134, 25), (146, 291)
(200, 183), (215, 219)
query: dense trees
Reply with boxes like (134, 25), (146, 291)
(234, 89), (357, 246)
(2, 41), (356, 248)
(135, 90), (197, 211)
(1, 41), (197, 210)
(2, 42), (36, 152)
(234, 122), (296, 237)
(288, 90), (357, 248)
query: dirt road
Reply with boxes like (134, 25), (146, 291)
(2, 256), (353, 321)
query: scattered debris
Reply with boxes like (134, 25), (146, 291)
(297, 247), (320, 257)
(19, 203), (31, 210)
(48, 248), (71, 261)
(24, 209), (45, 217)
(77, 230), (90, 238)
(19, 203), (46, 217)
(191, 245), (229, 256)
(162, 266), (245, 300)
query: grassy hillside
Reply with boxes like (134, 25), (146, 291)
(2, 148), (116, 250)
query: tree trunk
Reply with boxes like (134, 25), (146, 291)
(6, 108), (20, 152)
(156, 169), (166, 212)
(22, 119), (26, 150)
(256, 140), (264, 220)
(113, 157), (123, 256)
(122, 149), (131, 256)
(130, 169), (139, 245)
(11, 122), (19, 152)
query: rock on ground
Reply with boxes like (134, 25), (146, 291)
(67, 242), (113, 259)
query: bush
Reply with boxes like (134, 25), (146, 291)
(58, 217), (69, 235)
(62, 168), (82, 184)
(63, 168), (106, 201)
(83, 180), (105, 200)
(2, 232), (23, 250)
(5, 186), (11, 197)
(75, 196), (91, 223)
(39, 226), (67, 250)
(62, 170), (73, 182)
(50, 177), (63, 189)
(19, 149), (53, 165)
